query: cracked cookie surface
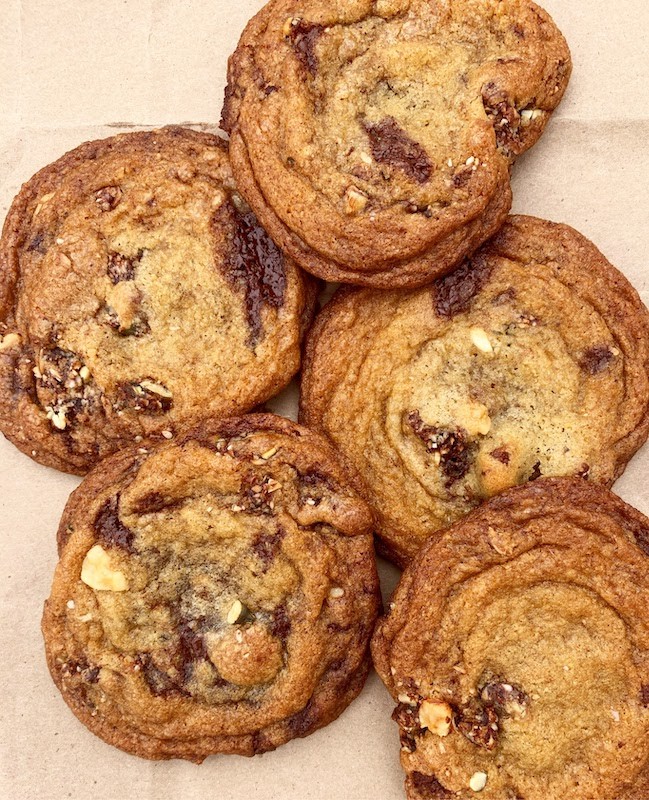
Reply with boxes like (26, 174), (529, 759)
(222, 0), (570, 287)
(300, 216), (649, 565)
(0, 127), (315, 474)
(42, 414), (380, 761)
(372, 478), (649, 800)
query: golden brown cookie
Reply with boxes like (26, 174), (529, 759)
(0, 127), (316, 474)
(222, 0), (570, 287)
(42, 414), (380, 762)
(371, 478), (649, 800)
(300, 216), (649, 566)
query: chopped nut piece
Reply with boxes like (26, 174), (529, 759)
(46, 406), (68, 431)
(469, 772), (488, 792)
(360, 151), (373, 165)
(456, 400), (491, 436)
(139, 380), (173, 398)
(161, 430), (173, 440)
(344, 186), (368, 215)
(227, 599), (244, 624)
(0, 332), (21, 351)
(329, 587), (345, 599)
(261, 446), (279, 460)
(81, 545), (128, 591)
(66, 599), (75, 609)
(470, 327), (494, 353)
(419, 700), (453, 736)
(79, 366), (91, 381)
(520, 108), (544, 125)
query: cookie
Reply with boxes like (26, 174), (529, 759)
(371, 478), (649, 800)
(222, 0), (570, 288)
(0, 127), (316, 474)
(300, 216), (649, 566)
(42, 413), (380, 762)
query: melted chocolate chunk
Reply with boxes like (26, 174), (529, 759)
(95, 185), (123, 212)
(490, 447), (511, 465)
(407, 773), (453, 799)
(393, 702), (424, 751)
(270, 604), (291, 640)
(27, 231), (48, 254)
(287, 699), (317, 737)
(252, 527), (286, 572)
(363, 117), (433, 184)
(481, 679), (529, 717)
(239, 472), (279, 514)
(408, 411), (473, 486)
(137, 655), (186, 698)
(641, 685), (649, 706)
(454, 701), (499, 750)
(107, 250), (141, 284)
(434, 253), (492, 318)
(115, 380), (173, 414)
(528, 461), (542, 481)
(61, 659), (100, 684)
(94, 495), (136, 553)
(216, 202), (286, 347)
(579, 345), (615, 375)
(482, 82), (522, 156)
(288, 20), (324, 76)
(177, 619), (208, 681)
(131, 492), (185, 515)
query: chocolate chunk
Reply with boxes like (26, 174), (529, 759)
(288, 20), (324, 76)
(393, 702), (424, 751)
(363, 117), (433, 184)
(215, 202), (286, 347)
(137, 655), (186, 697)
(641, 685), (649, 706)
(454, 701), (499, 749)
(434, 253), (492, 318)
(177, 619), (208, 681)
(490, 447), (511, 465)
(94, 495), (136, 553)
(287, 699), (317, 737)
(131, 492), (185, 515)
(482, 82), (522, 156)
(107, 250), (141, 284)
(95, 186), (123, 212)
(408, 411), (473, 486)
(61, 659), (100, 684)
(252, 527), (286, 572)
(579, 345), (616, 375)
(239, 472), (279, 514)
(115, 380), (173, 414)
(481, 679), (528, 717)
(407, 772), (453, 799)
(270, 604), (291, 640)
(528, 461), (542, 481)
(452, 167), (473, 188)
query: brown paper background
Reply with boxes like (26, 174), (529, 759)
(1, 1), (648, 797)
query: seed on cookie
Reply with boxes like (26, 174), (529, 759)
(469, 772), (488, 792)
(470, 327), (494, 353)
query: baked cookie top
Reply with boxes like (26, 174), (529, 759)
(372, 478), (649, 800)
(222, 0), (570, 287)
(0, 127), (314, 474)
(42, 414), (380, 762)
(300, 216), (649, 566)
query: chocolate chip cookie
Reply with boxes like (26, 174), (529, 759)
(222, 0), (570, 287)
(372, 478), (649, 800)
(300, 216), (649, 565)
(42, 414), (380, 761)
(0, 127), (316, 474)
